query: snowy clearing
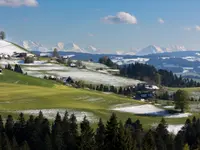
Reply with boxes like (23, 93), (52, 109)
(152, 123), (184, 135)
(13, 109), (97, 122)
(163, 106), (174, 109)
(49, 70), (142, 86)
(165, 113), (192, 118)
(112, 104), (192, 118)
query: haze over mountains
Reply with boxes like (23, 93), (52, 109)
(18, 40), (188, 55)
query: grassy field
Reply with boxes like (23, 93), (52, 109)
(0, 70), (198, 129)
(0, 70), (57, 87)
(0, 82), (198, 129)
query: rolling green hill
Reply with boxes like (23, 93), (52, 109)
(0, 69), (57, 87)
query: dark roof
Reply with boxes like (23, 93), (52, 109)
(66, 76), (74, 83)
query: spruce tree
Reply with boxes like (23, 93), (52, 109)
(105, 113), (119, 150)
(80, 116), (95, 150)
(68, 114), (78, 150)
(0, 115), (4, 133)
(5, 115), (14, 142)
(44, 134), (52, 150)
(142, 130), (156, 150)
(174, 131), (185, 150)
(62, 111), (70, 149)
(52, 113), (63, 150)
(95, 118), (105, 150)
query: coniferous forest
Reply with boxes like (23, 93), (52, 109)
(0, 112), (200, 150)
(119, 63), (200, 87)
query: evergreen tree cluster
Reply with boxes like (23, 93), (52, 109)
(74, 83), (135, 96)
(98, 56), (118, 69)
(120, 63), (200, 87)
(1, 112), (200, 150)
(5, 64), (23, 74)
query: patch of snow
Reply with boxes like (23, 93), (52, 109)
(112, 104), (192, 118)
(49, 70), (142, 87)
(165, 113), (192, 118)
(0, 40), (28, 55)
(112, 57), (149, 65)
(112, 104), (165, 115)
(152, 123), (184, 135)
(14, 109), (97, 122)
(163, 106), (174, 109)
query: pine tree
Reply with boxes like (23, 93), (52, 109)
(5, 115), (14, 142)
(142, 130), (156, 150)
(105, 113), (119, 150)
(68, 114), (78, 150)
(80, 116), (95, 150)
(118, 121), (135, 150)
(95, 118), (105, 150)
(52, 113), (63, 150)
(174, 131), (185, 150)
(0, 115), (4, 133)
(44, 134), (52, 150)
(62, 111), (70, 149)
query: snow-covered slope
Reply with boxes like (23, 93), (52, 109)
(64, 43), (86, 53)
(136, 45), (163, 56)
(0, 40), (28, 55)
(84, 45), (100, 54)
(18, 40), (50, 52)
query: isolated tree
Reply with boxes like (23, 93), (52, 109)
(0, 31), (5, 40)
(67, 58), (72, 66)
(14, 64), (23, 74)
(76, 60), (82, 68)
(174, 90), (189, 112)
(52, 48), (59, 58)
(24, 56), (34, 64)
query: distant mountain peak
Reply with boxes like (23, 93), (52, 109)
(136, 45), (163, 56)
(18, 40), (49, 52)
(84, 45), (100, 54)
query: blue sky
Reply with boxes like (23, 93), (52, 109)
(0, 0), (200, 52)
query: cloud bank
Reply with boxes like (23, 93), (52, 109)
(0, 0), (38, 7)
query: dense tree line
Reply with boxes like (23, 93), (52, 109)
(120, 63), (200, 87)
(5, 64), (23, 74)
(0, 112), (200, 150)
(99, 56), (118, 69)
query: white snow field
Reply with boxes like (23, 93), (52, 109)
(48, 69), (142, 86)
(112, 104), (192, 118)
(0, 40), (28, 55)
(14, 109), (97, 122)
(20, 62), (142, 86)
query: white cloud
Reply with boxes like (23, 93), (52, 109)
(103, 12), (137, 24)
(158, 18), (164, 24)
(183, 27), (191, 31)
(195, 25), (200, 31)
(0, 0), (38, 7)
(88, 33), (94, 37)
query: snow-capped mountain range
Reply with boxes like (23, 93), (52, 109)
(17, 40), (187, 56)
(118, 45), (187, 56)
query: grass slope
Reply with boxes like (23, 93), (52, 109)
(0, 69), (57, 87)
(0, 82), (198, 129)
